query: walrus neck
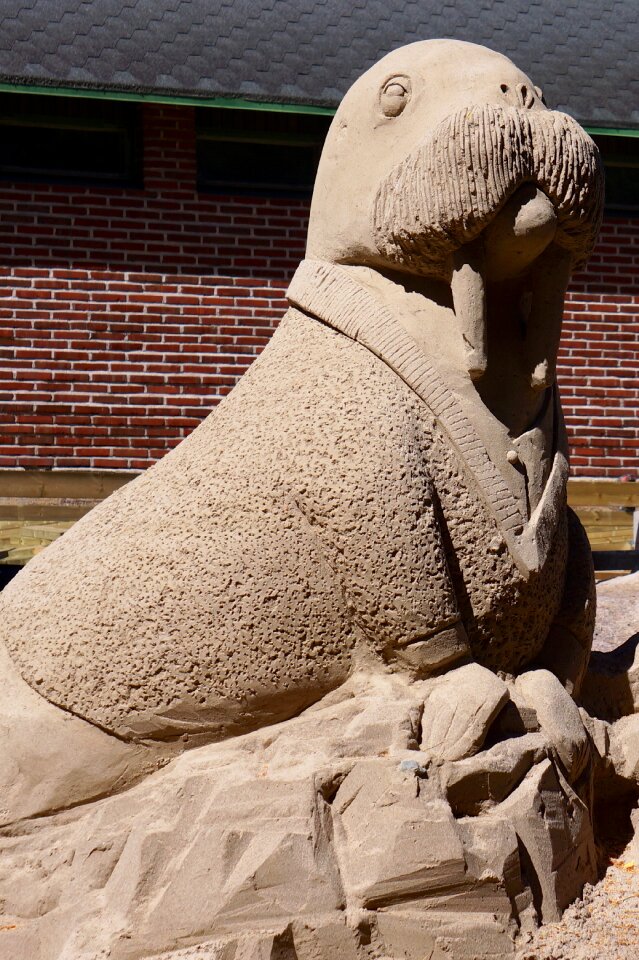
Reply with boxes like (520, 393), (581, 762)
(334, 262), (559, 514)
(339, 263), (549, 439)
(341, 264), (466, 383)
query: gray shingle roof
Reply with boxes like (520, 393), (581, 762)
(0, 1), (636, 129)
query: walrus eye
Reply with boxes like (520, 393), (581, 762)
(380, 77), (411, 117)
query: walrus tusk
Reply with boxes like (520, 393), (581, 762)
(526, 244), (573, 390)
(451, 241), (487, 380)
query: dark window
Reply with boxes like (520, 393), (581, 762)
(196, 108), (332, 197)
(0, 93), (142, 187)
(593, 134), (639, 214)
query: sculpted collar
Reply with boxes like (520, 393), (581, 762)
(287, 258), (569, 578)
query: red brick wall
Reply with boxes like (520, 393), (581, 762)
(0, 270), (290, 469)
(0, 103), (636, 477)
(560, 218), (639, 478)
(0, 103), (305, 470)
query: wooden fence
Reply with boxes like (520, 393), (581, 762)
(0, 472), (637, 581)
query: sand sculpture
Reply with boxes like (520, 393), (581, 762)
(0, 38), (636, 960)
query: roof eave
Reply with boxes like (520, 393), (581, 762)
(0, 79), (637, 135)
(0, 78), (337, 115)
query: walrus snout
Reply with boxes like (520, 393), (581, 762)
(373, 102), (604, 281)
(463, 185), (561, 387)
(449, 185), (569, 389)
(373, 102), (603, 385)
(484, 185), (558, 281)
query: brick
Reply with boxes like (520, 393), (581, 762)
(0, 104), (634, 474)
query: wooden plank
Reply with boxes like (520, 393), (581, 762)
(0, 530), (72, 563)
(0, 494), (103, 562)
(0, 474), (635, 568)
(0, 470), (138, 501)
(577, 494), (637, 548)
(573, 503), (635, 551)
(588, 538), (632, 553)
(584, 523), (633, 537)
(573, 506), (633, 524)
(568, 479), (639, 508)
(20, 523), (73, 539)
(0, 546), (46, 564)
(0, 497), (100, 522)
(2, 539), (49, 551)
(0, 468), (131, 559)
(0, 524), (29, 539)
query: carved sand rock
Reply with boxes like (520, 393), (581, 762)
(0, 673), (599, 959)
(578, 573), (639, 800)
(580, 571), (639, 721)
(0, 38), (630, 960)
(516, 576), (639, 960)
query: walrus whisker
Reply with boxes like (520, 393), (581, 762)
(373, 102), (604, 281)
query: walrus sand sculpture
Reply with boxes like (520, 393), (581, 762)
(2, 39), (635, 960)
(0, 40), (604, 820)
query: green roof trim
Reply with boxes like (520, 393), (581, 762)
(0, 81), (638, 135)
(0, 81), (336, 116)
(585, 126), (639, 138)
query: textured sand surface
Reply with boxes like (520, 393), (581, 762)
(518, 574), (639, 959)
(517, 847), (639, 959)
(0, 667), (602, 959)
(0, 38), (618, 959)
(593, 571), (639, 654)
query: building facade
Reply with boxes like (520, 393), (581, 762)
(0, 1), (637, 481)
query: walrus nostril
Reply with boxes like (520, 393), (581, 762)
(516, 82), (535, 110)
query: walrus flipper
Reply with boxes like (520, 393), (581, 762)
(0, 309), (466, 752)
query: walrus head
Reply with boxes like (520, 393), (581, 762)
(307, 40), (603, 392)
